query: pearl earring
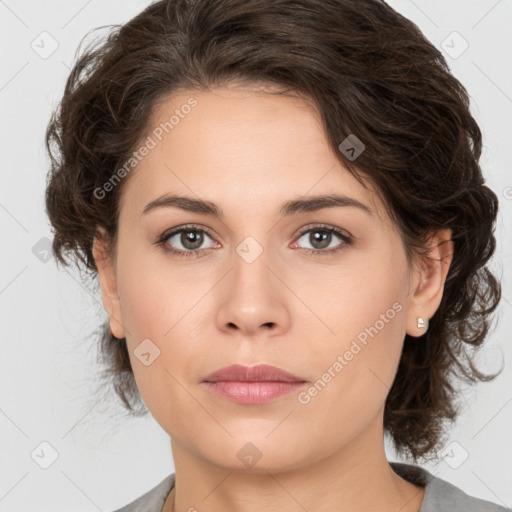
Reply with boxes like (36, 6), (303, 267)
(417, 317), (428, 330)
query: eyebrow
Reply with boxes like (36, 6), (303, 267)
(141, 193), (373, 218)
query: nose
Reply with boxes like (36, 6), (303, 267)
(215, 241), (291, 338)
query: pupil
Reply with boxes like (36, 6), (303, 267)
(183, 230), (203, 250)
(312, 230), (330, 249)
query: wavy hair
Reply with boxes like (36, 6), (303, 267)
(44, 0), (502, 462)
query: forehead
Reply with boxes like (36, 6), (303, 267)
(119, 85), (386, 226)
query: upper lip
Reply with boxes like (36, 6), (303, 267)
(203, 364), (306, 383)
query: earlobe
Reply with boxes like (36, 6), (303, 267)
(92, 229), (126, 339)
(406, 229), (454, 338)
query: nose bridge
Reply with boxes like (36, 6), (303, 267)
(215, 230), (290, 334)
(231, 232), (277, 301)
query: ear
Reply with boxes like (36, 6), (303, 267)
(406, 228), (454, 338)
(92, 228), (125, 339)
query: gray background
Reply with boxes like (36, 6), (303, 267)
(0, 0), (511, 510)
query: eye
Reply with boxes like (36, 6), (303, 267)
(157, 224), (219, 258)
(156, 223), (353, 258)
(291, 224), (353, 256)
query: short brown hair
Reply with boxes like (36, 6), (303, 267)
(45, 0), (502, 462)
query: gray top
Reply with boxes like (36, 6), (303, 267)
(112, 462), (510, 512)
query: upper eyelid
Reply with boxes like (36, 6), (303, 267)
(162, 224), (217, 241)
(296, 223), (350, 236)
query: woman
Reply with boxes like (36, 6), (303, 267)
(44, 0), (509, 510)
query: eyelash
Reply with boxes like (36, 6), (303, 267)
(156, 223), (353, 259)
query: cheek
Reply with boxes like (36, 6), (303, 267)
(296, 306), (406, 448)
(114, 250), (209, 427)
(298, 260), (408, 415)
(116, 245), (188, 339)
(305, 256), (407, 353)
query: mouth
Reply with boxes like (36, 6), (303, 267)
(202, 364), (307, 404)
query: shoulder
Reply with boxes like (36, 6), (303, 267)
(111, 473), (175, 512)
(109, 465), (510, 512)
(390, 462), (510, 512)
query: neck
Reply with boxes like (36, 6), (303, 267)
(162, 415), (425, 512)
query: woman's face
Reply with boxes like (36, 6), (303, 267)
(94, 84), (451, 473)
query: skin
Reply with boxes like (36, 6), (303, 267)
(93, 83), (453, 512)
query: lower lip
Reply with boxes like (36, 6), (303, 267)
(204, 381), (307, 404)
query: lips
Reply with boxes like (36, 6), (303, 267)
(203, 363), (306, 383)
(203, 364), (307, 404)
